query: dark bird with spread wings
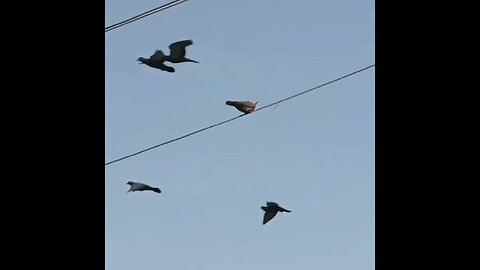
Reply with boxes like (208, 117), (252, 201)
(126, 181), (161, 193)
(137, 40), (199, 73)
(261, 201), (291, 225)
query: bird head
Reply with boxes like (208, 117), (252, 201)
(126, 181), (133, 185)
(137, 57), (146, 64)
(261, 206), (269, 211)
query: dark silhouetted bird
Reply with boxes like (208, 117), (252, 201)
(126, 181), (161, 193)
(225, 100), (258, 114)
(137, 40), (199, 73)
(261, 201), (291, 225)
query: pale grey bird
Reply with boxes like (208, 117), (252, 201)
(225, 100), (258, 114)
(261, 201), (291, 225)
(137, 39), (199, 73)
(126, 181), (161, 193)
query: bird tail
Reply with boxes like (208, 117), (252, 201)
(151, 188), (161, 193)
(184, 58), (199, 63)
(284, 209), (291, 213)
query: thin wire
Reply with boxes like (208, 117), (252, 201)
(105, 0), (188, 32)
(105, 64), (375, 166)
(255, 64), (375, 113)
(105, 0), (190, 33)
(105, 115), (245, 166)
(105, 0), (183, 31)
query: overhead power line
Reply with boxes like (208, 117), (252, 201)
(105, 0), (190, 33)
(105, 64), (375, 167)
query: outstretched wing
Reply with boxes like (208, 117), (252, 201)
(169, 40), (193, 58)
(150, 50), (166, 61)
(263, 210), (278, 225)
(158, 63), (175, 73)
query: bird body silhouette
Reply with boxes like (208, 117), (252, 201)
(126, 181), (161, 193)
(225, 100), (258, 114)
(137, 40), (199, 73)
(261, 201), (291, 225)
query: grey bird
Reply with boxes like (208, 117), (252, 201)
(126, 181), (161, 193)
(137, 40), (199, 73)
(225, 100), (258, 114)
(261, 202), (291, 225)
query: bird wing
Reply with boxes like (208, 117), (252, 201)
(266, 202), (279, 207)
(150, 50), (165, 61)
(169, 40), (193, 58)
(237, 101), (256, 111)
(132, 182), (152, 191)
(226, 101), (256, 113)
(263, 210), (278, 225)
(158, 63), (175, 73)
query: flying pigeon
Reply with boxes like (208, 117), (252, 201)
(126, 181), (161, 193)
(137, 39), (199, 73)
(225, 100), (258, 114)
(261, 201), (291, 225)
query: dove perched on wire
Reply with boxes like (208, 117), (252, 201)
(261, 201), (291, 225)
(137, 39), (199, 73)
(225, 100), (258, 114)
(126, 181), (161, 193)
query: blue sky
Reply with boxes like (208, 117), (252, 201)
(105, 0), (375, 269)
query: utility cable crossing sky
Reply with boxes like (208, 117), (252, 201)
(105, 0), (190, 33)
(105, 64), (375, 167)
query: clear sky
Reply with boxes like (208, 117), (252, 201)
(105, 1), (375, 270)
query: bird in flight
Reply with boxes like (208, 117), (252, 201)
(137, 39), (199, 73)
(126, 181), (161, 193)
(225, 100), (258, 114)
(261, 201), (291, 225)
